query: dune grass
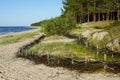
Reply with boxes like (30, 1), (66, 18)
(23, 40), (120, 62)
(105, 26), (120, 39)
(70, 21), (112, 35)
(79, 21), (113, 28)
(23, 41), (97, 61)
(0, 31), (40, 45)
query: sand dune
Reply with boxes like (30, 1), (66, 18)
(0, 30), (120, 80)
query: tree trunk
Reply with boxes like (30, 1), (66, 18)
(102, 13), (105, 21)
(80, 16), (82, 23)
(93, 13), (96, 21)
(98, 13), (100, 21)
(76, 14), (79, 23)
(107, 6), (110, 20)
(93, 0), (96, 22)
(87, 11), (90, 22)
(110, 12), (113, 20)
(81, 4), (83, 23)
(112, 12), (115, 20)
(81, 14), (83, 23)
(105, 13), (107, 20)
(83, 16), (85, 23)
(117, 9), (120, 21)
(107, 11), (110, 20)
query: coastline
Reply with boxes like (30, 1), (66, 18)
(0, 28), (40, 38)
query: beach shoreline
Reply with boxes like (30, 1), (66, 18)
(0, 28), (40, 38)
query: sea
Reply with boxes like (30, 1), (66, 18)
(0, 26), (35, 34)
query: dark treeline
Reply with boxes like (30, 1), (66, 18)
(62, 0), (120, 23)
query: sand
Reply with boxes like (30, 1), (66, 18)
(0, 30), (120, 80)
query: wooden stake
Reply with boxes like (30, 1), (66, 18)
(112, 54), (114, 60)
(103, 54), (107, 72)
(86, 42), (88, 48)
(104, 62), (107, 72)
(96, 44), (99, 55)
(112, 47), (114, 51)
(47, 54), (49, 65)
(97, 51), (99, 56)
(57, 56), (60, 65)
(104, 54), (107, 62)
(71, 55), (74, 64)
(96, 44), (99, 50)
(111, 47), (114, 61)
(85, 56), (88, 64)
(71, 59), (74, 64)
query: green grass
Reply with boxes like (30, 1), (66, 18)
(79, 21), (113, 28)
(105, 26), (120, 39)
(24, 41), (96, 61)
(71, 21), (113, 34)
(0, 31), (40, 45)
(88, 34), (110, 49)
(23, 40), (120, 62)
(70, 21), (111, 36)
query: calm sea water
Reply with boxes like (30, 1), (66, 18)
(0, 26), (35, 34)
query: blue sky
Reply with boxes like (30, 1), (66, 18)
(0, 0), (63, 26)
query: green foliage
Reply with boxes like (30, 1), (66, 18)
(41, 14), (76, 35)
(31, 12), (76, 36)
(62, 0), (120, 22)
(31, 19), (49, 27)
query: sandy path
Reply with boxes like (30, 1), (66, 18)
(0, 34), (120, 80)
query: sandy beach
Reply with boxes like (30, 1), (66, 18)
(0, 28), (40, 38)
(0, 30), (120, 80)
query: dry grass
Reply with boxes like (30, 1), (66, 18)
(0, 30), (40, 45)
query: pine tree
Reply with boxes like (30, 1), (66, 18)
(113, 0), (120, 20)
(62, 0), (120, 23)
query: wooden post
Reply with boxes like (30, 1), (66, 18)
(57, 56), (60, 65)
(71, 59), (74, 64)
(47, 54), (49, 65)
(104, 62), (107, 72)
(71, 55), (74, 64)
(96, 44), (99, 55)
(84, 56), (88, 70)
(86, 42), (88, 48)
(112, 54), (114, 60)
(97, 51), (99, 56)
(112, 47), (114, 51)
(85, 56), (88, 64)
(104, 54), (107, 62)
(104, 54), (107, 72)
(78, 36), (80, 44)
(112, 47), (114, 61)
